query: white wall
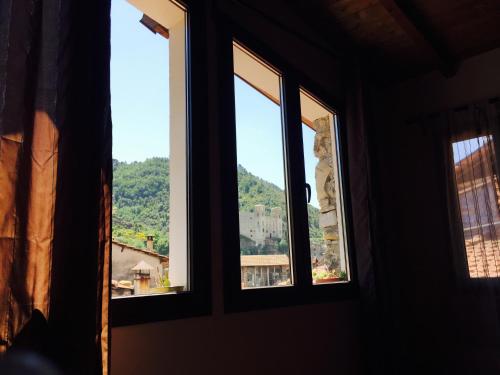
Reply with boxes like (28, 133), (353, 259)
(381, 48), (500, 119)
(112, 301), (361, 375)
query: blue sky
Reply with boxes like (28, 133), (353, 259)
(111, 0), (319, 208)
(234, 76), (319, 207)
(302, 126), (319, 207)
(111, 0), (170, 162)
(453, 136), (490, 164)
(234, 77), (286, 189)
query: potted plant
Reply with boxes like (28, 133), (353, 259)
(149, 268), (171, 294)
(313, 269), (341, 284)
(312, 240), (342, 284)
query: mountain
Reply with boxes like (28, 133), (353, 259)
(113, 158), (170, 254)
(112, 158), (322, 255)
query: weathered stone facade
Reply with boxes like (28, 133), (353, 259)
(313, 116), (340, 272)
(239, 204), (283, 246)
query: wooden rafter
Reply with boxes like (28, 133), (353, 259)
(378, 0), (457, 77)
(140, 14), (170, 40)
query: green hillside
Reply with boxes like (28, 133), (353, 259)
(112, 158), (322, 255)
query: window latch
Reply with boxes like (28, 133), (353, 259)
(305, 183), (311, 204)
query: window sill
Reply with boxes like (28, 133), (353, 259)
(111, 291), (211, 327)
(224, 281), (359, 314)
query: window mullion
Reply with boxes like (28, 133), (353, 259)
(281, 76), (311, 289)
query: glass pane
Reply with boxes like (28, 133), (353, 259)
(111, 0), (188, 297)
(452, 135), (500, 278)
(300, 89), (350, 284)
(233, 43), (293, 289)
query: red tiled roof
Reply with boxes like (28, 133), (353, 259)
(112, 240), (169, 261)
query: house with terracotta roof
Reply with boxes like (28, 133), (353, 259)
(111, 238), (169, 297)
(454, 138), (500, 277)
(240, 254), (290, 288)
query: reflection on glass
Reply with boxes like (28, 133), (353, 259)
(300, 89), (349, 284)
(452, 135), (500, 278)
(233, 43), (292, 289)
(111, 0), (188, 297)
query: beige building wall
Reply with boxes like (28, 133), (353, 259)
(112, 242), (166, 287)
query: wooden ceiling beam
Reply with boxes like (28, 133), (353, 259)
(378, 0), (458, 77)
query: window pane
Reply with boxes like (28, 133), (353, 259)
(300, 90), (350, 284)
(111, 0), (188, 297)
(452, 135), (500, 278)
(233, 43), (293, 289)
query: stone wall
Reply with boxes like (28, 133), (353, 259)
(313, 116), (340, 272)
(239, 204), (283, 245)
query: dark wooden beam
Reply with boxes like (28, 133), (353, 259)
(378, 0), (458, 77)
(140, 14), (170, 39)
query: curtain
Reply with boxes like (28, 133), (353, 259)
(344, 62), (388, 374)
(380, 99), (500, 373)
(439, 99), (500, 373)
(0, 0), (111, 373)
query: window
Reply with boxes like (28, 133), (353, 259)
(221, 35), (356, 312)
(233, 42), (293, 289)
(299, 89), (350, 284)
(451, 135), (500, 279)
(111, 0), (188, 298)
(111, 0), (210, 326)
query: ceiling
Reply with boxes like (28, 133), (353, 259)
(290, 0), (500, 83)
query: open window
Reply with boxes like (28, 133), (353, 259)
(233, 43), (294, 289)
(111, 0), (210, 325)
(299, 90), (350, 284)
(111, 0), (187, 298)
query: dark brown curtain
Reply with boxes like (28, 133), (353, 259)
(0, 0), (111, 373)
(375, 98), (500, 374)
(344, 62), (388, 374)
(436, 99), (500, 373)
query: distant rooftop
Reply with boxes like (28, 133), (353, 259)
(241, 254), (289, 267)
(112, 239), (169, 261)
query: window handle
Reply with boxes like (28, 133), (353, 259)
(305, 183), (312, 204)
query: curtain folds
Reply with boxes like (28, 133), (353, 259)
(396, 99), (500, 373)
(344, 62), (388, 374)
(0, 0), (111, 373)
(443, 100), (500, 283)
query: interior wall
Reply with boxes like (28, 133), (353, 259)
(373, 48), (500, 374)
(111, 2), (361, 375)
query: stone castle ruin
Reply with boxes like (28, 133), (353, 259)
(239, 204), (283, 250)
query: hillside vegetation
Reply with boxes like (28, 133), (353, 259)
(113, 158), (322, 255)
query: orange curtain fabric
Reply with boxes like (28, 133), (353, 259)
(0, 112), (59, 349)
(0, 0), (110, 373)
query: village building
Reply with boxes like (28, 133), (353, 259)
(239, 204), (283, 246)
(454, 139), (500, 277)
(240, 254), (290, 288)
(111, 238), (169, 297)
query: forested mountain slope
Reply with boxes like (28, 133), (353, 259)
(113, 158), (321, 255)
